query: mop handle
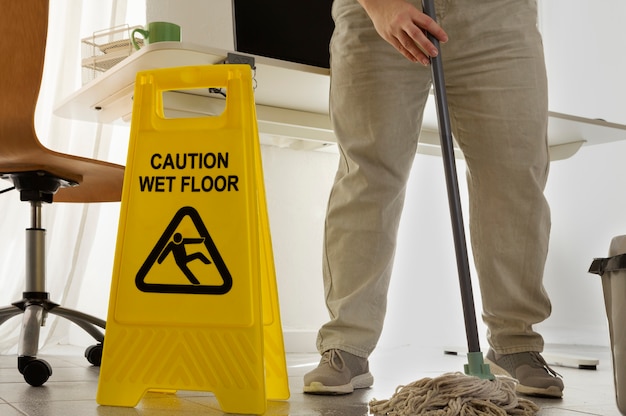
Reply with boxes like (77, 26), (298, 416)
(422, 0), (481, 354)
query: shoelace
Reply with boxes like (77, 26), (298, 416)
(321, 349), (346, 372)
(529, 351), (562, 378)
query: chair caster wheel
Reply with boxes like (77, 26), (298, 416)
(85, 343), (103, 366)
(20, 358), (52, 387)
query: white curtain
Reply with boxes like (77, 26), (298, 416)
(0, 0), (145, 353)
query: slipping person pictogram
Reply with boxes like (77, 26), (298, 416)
(136, 206), (233, 295)
(157, 232), (212, 285)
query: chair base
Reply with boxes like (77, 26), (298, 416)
(0, 291), (105, 386)
(0, 171), (107, 386)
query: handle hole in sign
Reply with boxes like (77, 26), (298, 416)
(161, 87), (227, 119)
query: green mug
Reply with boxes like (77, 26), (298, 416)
(131, 22), (181, 50)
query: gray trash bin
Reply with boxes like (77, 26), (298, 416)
(589, 235), (626, 415)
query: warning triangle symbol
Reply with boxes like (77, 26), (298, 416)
(135, 206), (233, 295)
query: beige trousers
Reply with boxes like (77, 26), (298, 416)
(317, 0), (552, 358)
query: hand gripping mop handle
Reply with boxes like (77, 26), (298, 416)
(422, 0), (494, 379)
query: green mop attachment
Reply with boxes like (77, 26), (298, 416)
(465, 352), (495, 380)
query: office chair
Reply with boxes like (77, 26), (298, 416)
(0, 0), (124, 386)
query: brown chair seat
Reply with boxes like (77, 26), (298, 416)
(0, 1), (123, 203)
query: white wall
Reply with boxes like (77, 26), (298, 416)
(540, 1), (626, 124)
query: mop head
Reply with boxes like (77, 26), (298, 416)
(369, 372), (539, 416)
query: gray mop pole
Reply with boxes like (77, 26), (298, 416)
(422, 0), (494, 379)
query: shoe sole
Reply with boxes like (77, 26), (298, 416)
(303, 372), (374, 395)
(485, 358), (563, 398)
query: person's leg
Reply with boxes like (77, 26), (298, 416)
(317, 0), (431, 359)
(441, 0), (562, 397)
(305, 0), (431, 394)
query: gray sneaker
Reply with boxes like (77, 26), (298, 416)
(303, 349), (374, 395)
(486, 349), (564, 398)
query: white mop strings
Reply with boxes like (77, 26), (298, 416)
(369, 372), (539, 416)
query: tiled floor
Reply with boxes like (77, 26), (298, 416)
(0, 344), (621, 415)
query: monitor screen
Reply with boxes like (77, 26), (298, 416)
(232, 0), (334, 69)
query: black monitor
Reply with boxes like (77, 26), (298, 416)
(232, 0), (334, 69)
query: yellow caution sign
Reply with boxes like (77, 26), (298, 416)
(97, 65), (289, 414)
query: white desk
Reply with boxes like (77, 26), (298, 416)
(55, 42), (626, 160)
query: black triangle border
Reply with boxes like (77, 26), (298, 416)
(135, 206), (233, 295)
